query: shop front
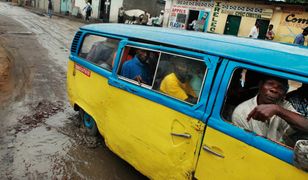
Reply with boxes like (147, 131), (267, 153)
(166, 0), (308, 44)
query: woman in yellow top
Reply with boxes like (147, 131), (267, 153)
(160, 61), (197, 104)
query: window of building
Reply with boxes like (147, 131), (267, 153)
(221, 68), (307, 148)
(79, 34), (120, 71)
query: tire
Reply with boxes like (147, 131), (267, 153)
(79, 109), (98, 136)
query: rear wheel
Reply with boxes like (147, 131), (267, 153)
(79, 109), (98, 136)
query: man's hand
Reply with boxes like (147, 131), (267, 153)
(247, 104), (280, 122)
(134, 75), (145, 85)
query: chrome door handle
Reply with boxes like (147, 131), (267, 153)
(171, 132), (191, 139)
(203, 145), (224, 158)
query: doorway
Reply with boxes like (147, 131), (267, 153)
(224, 15), (241, 36)
(224, 15), (242, 36)
(100, 0), (111, 22)
(187, 10), (199, 30)
(256, 19), (270, 39)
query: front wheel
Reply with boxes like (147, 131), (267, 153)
(79, 109), (98, 136)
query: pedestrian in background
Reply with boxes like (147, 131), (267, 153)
(83, 1), (92, 22)
(118, 7), (125, 23)
(265, 24), (275, 40)
(139, 11), (149, 25)
(47, 0), (53, 18)
(248, 21), (260, 39)
(294, 27), (308, 46)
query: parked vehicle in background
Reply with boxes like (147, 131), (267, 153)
(67, 24), (308, 179)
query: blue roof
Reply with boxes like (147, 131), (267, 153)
(80, 24), (308, 77)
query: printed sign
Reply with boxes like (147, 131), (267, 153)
(209, 2), (221, 32)
(176, 0), (214, 9)
(75, 64), (91, 77)
(280, 12), (308, 28)
(221, 4), (273, 19)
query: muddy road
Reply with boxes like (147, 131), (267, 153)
(0, 2), (146, 179)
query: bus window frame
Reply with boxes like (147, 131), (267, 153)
(116, 43), (210, 105)
(70, 31), (127, 78)
(108, 41), (220, 120)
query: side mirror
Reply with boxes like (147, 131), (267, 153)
(294, 140), (308, 172)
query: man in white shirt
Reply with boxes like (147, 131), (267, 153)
(248, 21), (260, 39)
(232, 76), (308, 143)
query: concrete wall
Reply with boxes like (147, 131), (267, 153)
(109, 0), (123, 22)
(123, 0), (165, 18)
(36, 0), (46, 10)
(74, 0), (99, 18)
(54, 0), (61, 13)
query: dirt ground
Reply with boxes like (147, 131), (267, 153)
(0, 2), (146, 179)
(0, 46), (13, 103)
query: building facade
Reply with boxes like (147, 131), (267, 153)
(164, 0), (308, 44)
(73, 0), (123, 22)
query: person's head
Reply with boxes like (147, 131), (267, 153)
(174, 60), (189, 83)
(136, 49), (149, 63)
(303, 27), (308, 36)
(255, 21), (260, 28)
(298, 83), (308, 94)
(257, 76), (289, 104)
(268, 24), (273, 30)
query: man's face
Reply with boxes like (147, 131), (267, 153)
(258, 79), (286, 104)
(136, 50), (148, 63)
(175, 63), (188, 83)
(269, 25), (273, 30)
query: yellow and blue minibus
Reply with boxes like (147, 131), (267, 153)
(67, 24), (308, 179)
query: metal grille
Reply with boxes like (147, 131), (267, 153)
(71, 31), (82, 54)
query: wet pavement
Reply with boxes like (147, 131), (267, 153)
(0, 2), (146, 179)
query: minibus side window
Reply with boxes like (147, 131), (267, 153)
(116, 46), (207, 105)
(221, 68), (307, 148)
(153, 53), (207, 104)
(117, 46), (159, 86)
(78, 34), (120, 71)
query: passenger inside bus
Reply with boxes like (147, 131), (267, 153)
(285, 83), (308, 147)
(120, 49), (152, 85)
(86, 41), (116, 70)
(159, 59), (197, 104)
(224, 70), (308, 147)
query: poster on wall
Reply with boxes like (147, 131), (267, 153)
(169, 7), (188, 29)
(192, 11), (210, 32)
(168, 1), (212, 30)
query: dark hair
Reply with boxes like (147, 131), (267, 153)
(262, 75), (289, 93)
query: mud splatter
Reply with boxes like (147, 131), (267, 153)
(61, 114), (103, 149)
(14, 100), (64, 134)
